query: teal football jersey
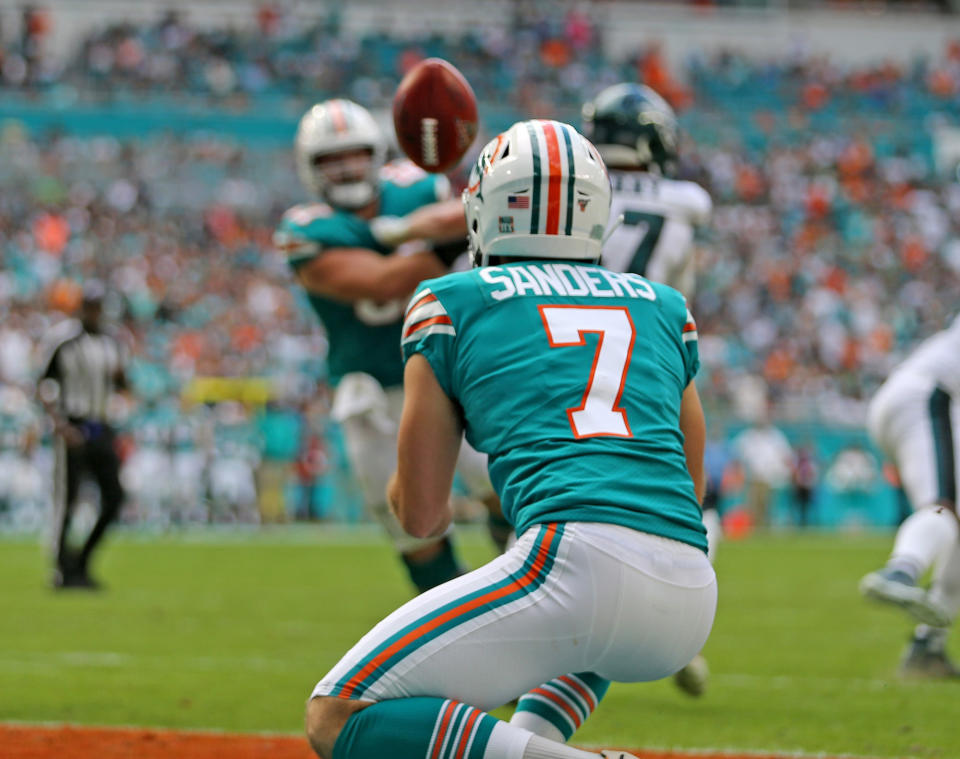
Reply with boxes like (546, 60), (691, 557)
(275, 162), (449, 388)
(401, 260), (706, 552)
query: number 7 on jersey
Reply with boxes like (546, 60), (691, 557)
(539, 305), (636, 439)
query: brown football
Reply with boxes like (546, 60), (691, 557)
(392, 58), (479, 173)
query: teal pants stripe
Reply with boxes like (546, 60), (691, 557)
(334, 523), (565, 698)
(929, 387), (956, 503)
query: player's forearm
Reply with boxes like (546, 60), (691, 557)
(679, 382), (707, 504)
(373, 251), (447, 299)
(373, 200), (467, 247)
(387, 471), (452, 539)
(296, 250), (446, 302)
(407, 199), (467, 243)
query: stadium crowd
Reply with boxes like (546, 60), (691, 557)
(1, 6), (959, 527)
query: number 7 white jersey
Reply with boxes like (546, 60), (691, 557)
(602, 171), (712, 299)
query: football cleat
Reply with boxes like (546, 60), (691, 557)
(673, 654), (709, 697)
(859, 567), (952, 628)
(899, 635), (960, 679)
(600, 752), (642, 759)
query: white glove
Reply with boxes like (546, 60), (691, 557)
(369, 215), (412, 249)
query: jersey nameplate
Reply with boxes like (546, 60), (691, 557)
(478, 264), (657, 303)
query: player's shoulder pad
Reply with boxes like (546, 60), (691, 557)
(274, 203), (337, 263)
(380, 159), (452, 201)
(661, 179), (712, 225)
(649, 278), (690, 318)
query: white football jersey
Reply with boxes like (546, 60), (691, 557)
(887, 315), (960, 397)
(602, 171), (712, 298)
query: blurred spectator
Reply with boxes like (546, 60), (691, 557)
(732, 415), (794, 528)
(791, 444), (819, 527)
(0, 384), (44, 530)
(207, 401), (261, 523)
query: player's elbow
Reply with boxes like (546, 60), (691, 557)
(394, 493), (450, 539)
(402, 516), (439, 540)
(400, 504), (449, 539)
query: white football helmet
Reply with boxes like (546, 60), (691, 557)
(295, 99), (388, 210)
(463, 119), (611, 267)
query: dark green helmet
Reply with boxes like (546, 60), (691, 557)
(582, 83), (678, 175)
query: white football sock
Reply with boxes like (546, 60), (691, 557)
(889, 506), (959, 579)
(510, 712), (566, 744)
(521, 735), (599, 759)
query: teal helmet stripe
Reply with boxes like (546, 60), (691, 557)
(559, 122), (576, 236)
(525, 122), (543, 234)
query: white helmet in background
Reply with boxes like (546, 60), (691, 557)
(294, 99), (388, 210)
(463, 119), (611, 267)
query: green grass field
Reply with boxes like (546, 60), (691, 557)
(0, 526), (956, 758)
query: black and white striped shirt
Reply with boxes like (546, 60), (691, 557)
(39, 321), (125, 423)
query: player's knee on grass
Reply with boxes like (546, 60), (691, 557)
(305, 696), (369, 759)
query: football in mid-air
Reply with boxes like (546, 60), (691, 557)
(392, 58), (479, 173)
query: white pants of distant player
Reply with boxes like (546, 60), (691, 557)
(313, 522), (716, 706)
(868, 373), (960, 623)
(332, 372), (493, 552)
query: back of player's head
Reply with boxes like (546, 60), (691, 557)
(462, 120), (611, 268)
(581, 83), (678, 175)
(295, 99), (387, 210)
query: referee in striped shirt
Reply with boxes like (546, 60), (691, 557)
(38, 282), (127, 590)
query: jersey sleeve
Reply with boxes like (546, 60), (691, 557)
(274, 202), (384, 268)
(400, 281), (458, 399)
(274, 204), (329, 269)
(681, 304), (700, 386)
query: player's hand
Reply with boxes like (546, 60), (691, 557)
(369, 215), (411, 249)
(59, 423), (85, 447)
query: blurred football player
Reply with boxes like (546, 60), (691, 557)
(582, 82), (715, 696)
(304, 120), (715, 759)
(274, 99), (494, 593)
(860, 315), (960, 678)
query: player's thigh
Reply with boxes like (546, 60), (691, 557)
(312, 523), (594, 711)
(892, 412), (949, 509)
(575, 524), (717, 683)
